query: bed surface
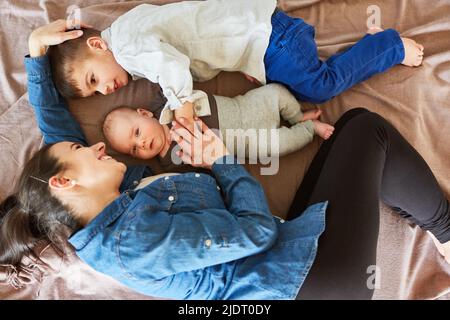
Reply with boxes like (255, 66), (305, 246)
(1, 0), (449, 299)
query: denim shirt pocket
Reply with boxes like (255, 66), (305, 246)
(170, 174), (225, 212)
(114, 208), (169, 290)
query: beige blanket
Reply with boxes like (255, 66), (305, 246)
(0, 0), (449, 300)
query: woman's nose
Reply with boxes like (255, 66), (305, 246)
(91, 142), (106, 154)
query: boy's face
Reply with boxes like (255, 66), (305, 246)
(72, 37), (130, 97)
(107, 109), (168, 160)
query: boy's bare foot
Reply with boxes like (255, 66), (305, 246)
(401, 37), (424, 67)
(367, 26), (384, 35)
(312, 119), (335, 140)
(368, 28), (424, 67)
(302, 109), (322, 121)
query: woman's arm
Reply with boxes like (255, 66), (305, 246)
(25, 20), (89, 145)
(122, 157), (278, 279)
(119, 118), (278, 278)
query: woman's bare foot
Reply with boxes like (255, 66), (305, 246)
(312, 120), (335, 140)
(302, 109), (322, 121)
(401, 37), (424, 67)
(428, 231), (450, 264)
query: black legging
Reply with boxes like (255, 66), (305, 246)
(288, 108), (450, 300)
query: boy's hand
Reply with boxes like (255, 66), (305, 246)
(28, 19), (92, 57)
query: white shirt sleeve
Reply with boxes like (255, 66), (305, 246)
(118, 39), (200, 110)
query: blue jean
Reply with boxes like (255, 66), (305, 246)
(264, 10), (405, 104)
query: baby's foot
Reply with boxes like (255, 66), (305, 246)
(367, 26), (384, 35)
(401, 37), (424, 67)
(312, 120), (335, 140)
(302, 109), (322, 121)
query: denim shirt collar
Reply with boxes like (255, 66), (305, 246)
(119, 165), (151, 193)
(70, 164), (153, 250)
(69, 191), (133, 251)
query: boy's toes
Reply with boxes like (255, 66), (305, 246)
(401, 38), (425, 67)
(411, 40), (424, 52)
(413, 42), (424, 54)
(414, 55), (424, 67)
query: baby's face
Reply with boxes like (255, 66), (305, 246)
(107, 109), (168, 159)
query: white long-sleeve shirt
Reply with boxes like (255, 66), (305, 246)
(101, 0), (277, 124)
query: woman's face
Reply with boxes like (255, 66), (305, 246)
(49, 141), (127, 190)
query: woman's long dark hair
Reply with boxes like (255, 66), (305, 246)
(0, 144), (80, 266)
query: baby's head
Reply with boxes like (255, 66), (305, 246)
(48, 28), (129, 99)
(103, 107), (168, 160)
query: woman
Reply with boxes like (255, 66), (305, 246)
(1, 20), (449, 300)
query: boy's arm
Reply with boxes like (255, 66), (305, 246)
(119, 40), (204, 115)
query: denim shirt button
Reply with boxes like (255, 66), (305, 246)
(164, 176), (170, 180)
(216, 186), (220, 191)
(195, 173), (200, 178)
(204, 239), (212, 248)
(280, 219), (285, 224)
(133, 180), (139, 186)
(168, 195), (175, 202)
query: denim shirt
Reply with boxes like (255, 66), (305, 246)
(25, 55), (327, 299)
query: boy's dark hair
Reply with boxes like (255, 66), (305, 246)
(48, 28), (101, 99)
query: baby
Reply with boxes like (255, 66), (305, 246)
(48, 0), (424, 127)
(102, 84), (334, 160)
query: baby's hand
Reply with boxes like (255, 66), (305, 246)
(241, 72), (262, 85)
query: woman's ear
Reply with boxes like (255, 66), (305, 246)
(49, 176), (77, 190)
(86, 36), (109, 51)
(137, 108), (154, 118)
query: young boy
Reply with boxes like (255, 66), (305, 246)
(102, 84), (334, 162)
(48, 0), (424, 126)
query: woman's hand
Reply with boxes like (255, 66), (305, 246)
(170, 117), (230, 169)
(28, 19), (92, 57)
(174, 101), (195, 130)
